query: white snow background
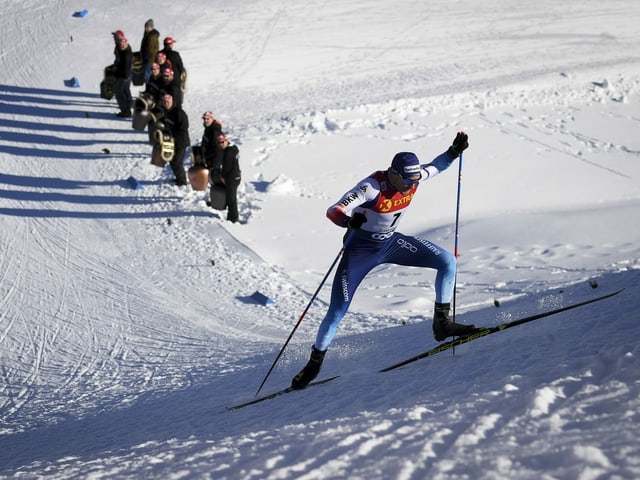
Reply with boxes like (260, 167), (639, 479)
(1, 1), (640, 479)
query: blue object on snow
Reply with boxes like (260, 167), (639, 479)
(251, 291), (275, 306)
(73, 9), (89, 17)
(127, 176), (143, 190)
(64, 77), (80, 88)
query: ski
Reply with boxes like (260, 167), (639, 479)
(227, 376), (340, 411)
(380, 288), (624, 372)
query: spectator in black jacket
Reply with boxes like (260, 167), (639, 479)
(143, 63), (163, 103)
(161, 37), (186, 90)
(211, 134), (241, 223)
(159, 68), (182, 108)
(156, 51), (172, 73)
(161, 93), (190, 186)
(113, 36), (133, 117)
(111, 29), (125, 60)
(200, 111), (223, 168)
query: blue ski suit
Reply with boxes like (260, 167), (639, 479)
(314, 150), (458, 351)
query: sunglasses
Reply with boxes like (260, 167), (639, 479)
(391, 168), (421, 186)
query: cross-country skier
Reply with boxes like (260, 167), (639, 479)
(291, 132), (479, 389)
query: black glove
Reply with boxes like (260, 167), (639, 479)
(348, 212), (367, 229)
(448, 131), (469, 157)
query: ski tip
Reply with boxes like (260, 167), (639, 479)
(594, 288), (625, 301)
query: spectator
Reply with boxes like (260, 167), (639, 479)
(111, 29), (125, 60)
(156, 51), (172, 74)
(159, 68), (182, 108)
(143, 63), (163, 102)
(140, 19), (160, 83)
(200, 111), (223, 168)
(161, 37), (186, 90)
(160, 93), (190, 186)
(113, 36), (133, 117)
(211, 134), (241, 223)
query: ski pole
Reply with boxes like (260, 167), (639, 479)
(254, 238), (348, 397)
(452, 152), (463, 321)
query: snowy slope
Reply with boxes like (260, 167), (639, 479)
(1, 1), (639, 479)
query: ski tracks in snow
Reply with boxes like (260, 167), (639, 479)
(0, 89), (331, 439)
(0, 212), (207, 432)
(206, 368), (638, 480)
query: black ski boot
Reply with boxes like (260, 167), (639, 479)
(291, 346), (326, 389)
(432, 302), (479, 341)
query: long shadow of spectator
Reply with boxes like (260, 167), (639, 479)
(0, 83), (188, 220)
(1, 82), (150, 158)
(2, 131), (147, 148)
(0, 117), (135, 136)
(0, 84), (99, 98)
(1, 172), (134, 190)
(0, 144), (142, 159)
(0, 99), (129, 122)
(0, 206), (212, 220)
(0, 173), (211, 219)
(0, 82), (146, 122)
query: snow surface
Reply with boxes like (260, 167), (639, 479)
(1, 1), (640, 478)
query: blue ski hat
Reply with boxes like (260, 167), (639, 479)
(391, 152), (421, 177)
